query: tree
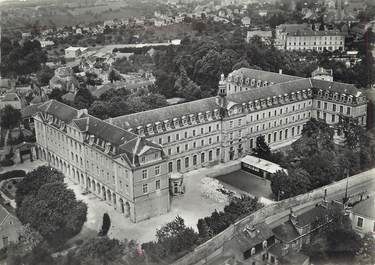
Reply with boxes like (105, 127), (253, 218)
(143, 216), (198, 259)
(36, 66), (54, 86)
(88, 100), (110, 119)
(0, 105), (22, 142)
(270, 169), (312, 200)
(99, 213), (111, 236)
(17, 182), (87, 246)
(356, 233), (375, 265)
(174, 67), (201, 101)
(108, 69), (121, 83)
(15, 166), (64, 208)
(74, 88), (95, 109)
(337, 116), (368, 150)
(197, 219), (212, 241)
(253, 135), (272, 160)
(48, 88), (65, 102)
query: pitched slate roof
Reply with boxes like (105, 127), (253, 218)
(310, 78), (361, 97)
(2, 93), (20, 102)
(295, 205), (329, 227)
(38, 100), (79, 122)
(230, 68), (303, 84)
(352, 197), (375, 220)
(21, 103), (42, 118)
(109, 97), (219, 130)
(227, 78), (312, 103)
(36, 100), (162, 164)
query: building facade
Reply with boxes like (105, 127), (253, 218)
(34, 68), (367, 222)
(275, 24), (345, 52)
(34, 101), (170, 222)
(350, 197), (375, 238)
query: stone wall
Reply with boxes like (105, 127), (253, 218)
(172, 168), (375, 265)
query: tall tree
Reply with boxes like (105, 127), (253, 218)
(253, 135), (272, 160)
(99, 213), (111, 236)
(17, 182), (87, 246)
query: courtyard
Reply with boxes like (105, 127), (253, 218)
(216, 170), (274, 200)
(66, 166), (230, 243)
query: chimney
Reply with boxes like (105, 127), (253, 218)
(279, 69), (283, 75)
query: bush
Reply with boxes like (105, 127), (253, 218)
(0, 159), (14, 167)
(0, 170), (25, 181)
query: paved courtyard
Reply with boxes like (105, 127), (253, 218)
(67, 168), (228, 243)
(216, 170), (273, 199)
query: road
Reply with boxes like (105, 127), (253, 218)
(266, 168), (375, 228)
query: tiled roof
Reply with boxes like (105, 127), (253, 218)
(0, 204), (9, 225)
(232, 223), (274, 252)
(21, 103), (42, 118)
(272, 220), (300, 243)
(352, 197), (375, 220)
(109, 97), (219, 130)
(295, 205), (329, 227)
(229, 68), (302, 84)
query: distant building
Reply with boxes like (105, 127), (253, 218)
(275, 24), (345, 52)
(65, 47), (88, 59)
(246, 30), (273, 44)
(241, 16), (251, 27)
(350, 197), (375, 237)
(311, 67), (333, 82)
(0, 93), (22, 110)
(0, 205), (23, 249)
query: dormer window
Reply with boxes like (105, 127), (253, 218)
(164, 120), (170, 130)
(249, 101), (254, 110)
(89, 135), (95, 145)
(261, 99), (267, 108)
(173, 118), (179, 128)
(341, 94), (346, 102)
(137, 126), (144, 136)
(198, 112), (204, 123)
(302, 90), (307, 98)
(146, 124), (154, 135)
(284, 94), (289, 102)
(307, 89), (313, 97)
(206, 111), (212, 120)
(251, 79), (255, 86)
(348, 95), (353, 103)
(155, 122), (162, 132)
(333, 93), (339, 101)
(104, 142), (111, 154)
(251, 248), (256, 256)
(291, 92), (296, 100)
(263, 241), (268, 249)
(189, 114), (196, 124)
(245, 78), (250, 85)
(181, 116), (187, 126)
(267, 97), (272, 106)
(255, 100), (260, 109)
(263, 81), (268, 87)
(256, 80), (261, 87)
(242, 103), (247, 112)
(273, 96), (278, 104)
(324, 91), (329, 99)
(213, 109), (220, 119)
(318, 90), (323, 97)
(296, 91), (301, 99)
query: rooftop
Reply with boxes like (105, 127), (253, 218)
(231, 223), (274, 252)
(272, 220), (300, 243)
(352, 197), (375, 220)
(229, 68), (303, 84)
(241, 155), (286, 174)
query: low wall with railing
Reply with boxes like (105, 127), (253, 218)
(172, 168), (375, 265)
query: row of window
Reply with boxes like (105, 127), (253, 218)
(142, 180), (161, 194)
(168, 149), (221, 172)
(317, 101), (351, 115)
(166, 135), (220, 155)
(156, 123), (220, 145)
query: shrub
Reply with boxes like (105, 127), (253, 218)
(0, 170), (26, 181)
(0, 159), (14, 167)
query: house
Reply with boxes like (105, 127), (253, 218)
(241, 16), (251, 27)
(65, 47), (88, 59)
(0, 204), (23, 249)
(350, 197), (375, 237)
(0, 93), (22, 110)
(246, 30), (273, 44)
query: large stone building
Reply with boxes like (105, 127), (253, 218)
(275, 24), (345, 52)
(34, 68), (367, 222)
